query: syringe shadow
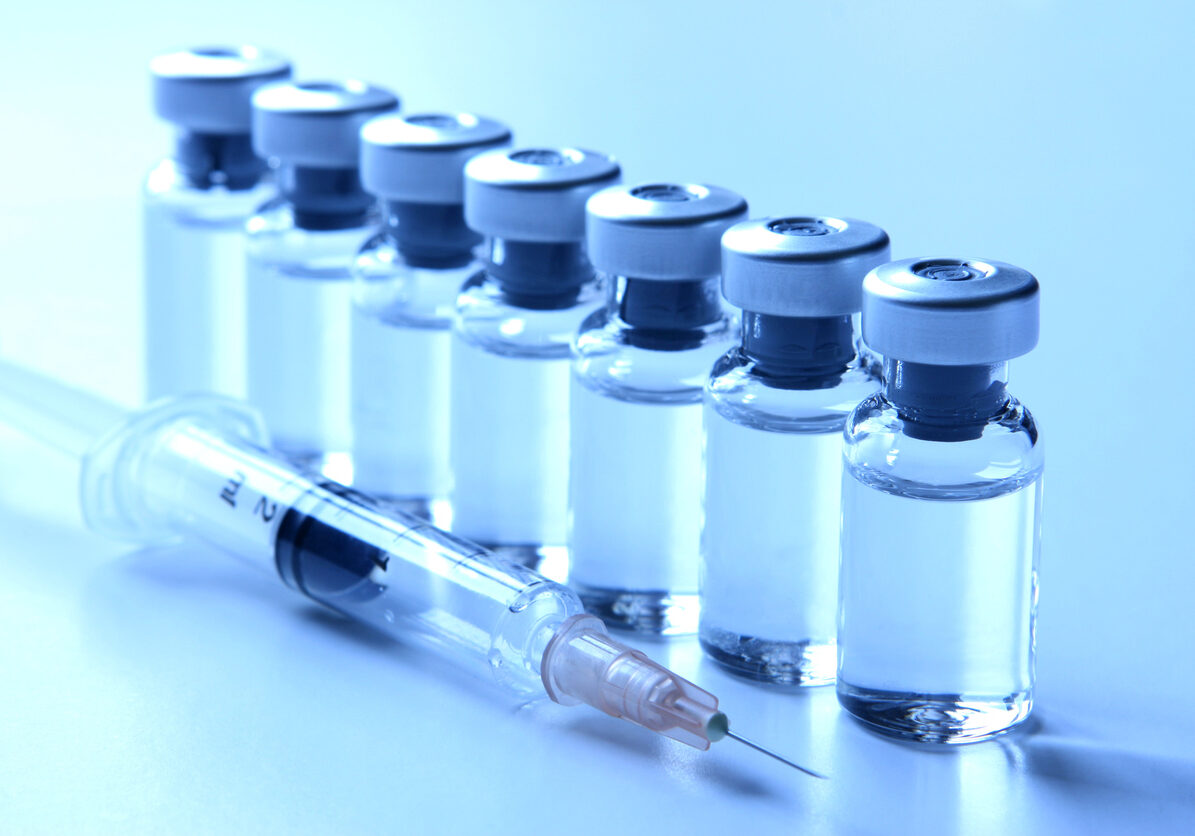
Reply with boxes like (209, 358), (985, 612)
(79, 542), (495, 698)
(78, 544), (808, 803)
(557, 713), (790, 802)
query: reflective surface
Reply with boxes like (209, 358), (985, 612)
(1, 442), (1192, 832)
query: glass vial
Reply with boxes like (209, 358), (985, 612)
(701, 216), (890, 681)
(352, 113), (512, 521)
(244, 80), (398, 481)
(838, 257), (1043, 743)
(568, 183), (747, 635)
(144, 47), (291, 402)
(450, 147), (621, 575)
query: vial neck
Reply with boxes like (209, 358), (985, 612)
(742, 311), (857, 389)
(173, 130), (266, 191)
(614, 276), (724, 351)
(885, 359), (1010, 442)
(383, 202), (479, 270)
(281, 165), (374, 231)
(486, 237), (594, 310)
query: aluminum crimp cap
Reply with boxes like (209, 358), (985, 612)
(360, 113), (512, 204)
(464, 147), (621, 243)
(252, 80), (399, 169)
(720, 216), (891, 317)
(585, 183), (748, 280)
(151, 46), (292, 134)
(863, 257), (1040, 365)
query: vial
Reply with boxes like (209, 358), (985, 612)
(351, 113), (512, 521)
(701, 216), (891, 681)
(144, 46), (291, 401)
(838, 257), (1043, 743)
(244, 80), (399, 480)
(451, 147), (621, 574)
(568, 183), (747, 635)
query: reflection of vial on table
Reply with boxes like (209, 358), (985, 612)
(450, 147), (621, 576)
(351, 113), (512, 521)
(701, 216), (890, 682)
(839, 257), (1043, 743)
(568, 183), (747, 636)
(144, 47), (291, 401)
(244, 80), (398, 481)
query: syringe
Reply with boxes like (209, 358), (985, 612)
(0, 361), (821, 776)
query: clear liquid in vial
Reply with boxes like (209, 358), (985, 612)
(448, 341), (571, 559)
(838, 468), (1041, 743)
(699, 410), (842, 685)
(350, 311), (452, 513)
(567, 381), (704, 635)
(246, 264), (354, 482)
(144, 207), (248, 400)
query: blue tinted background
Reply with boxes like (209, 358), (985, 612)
(1, 1), (1193, 831)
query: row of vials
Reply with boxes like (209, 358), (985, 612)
(143, 46), (1043, 744)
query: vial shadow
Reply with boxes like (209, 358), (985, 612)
(998, 714), (1195, 810)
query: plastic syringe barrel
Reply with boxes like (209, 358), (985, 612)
(0, 362), (728, 748)
(71, 397), (586, 697)
(0, 362), (126, 458)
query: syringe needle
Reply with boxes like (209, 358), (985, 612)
(725, 730), (827, 779)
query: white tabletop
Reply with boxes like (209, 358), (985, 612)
(2, 439), (1193, 833)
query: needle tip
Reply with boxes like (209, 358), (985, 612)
(725, 730), (828, 779)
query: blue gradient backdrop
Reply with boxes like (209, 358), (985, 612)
(1, 1), (1193, 831)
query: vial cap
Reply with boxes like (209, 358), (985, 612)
(863, 257), (1040, 365)
(464, 147), (621, 243)
(720, 216), (891, 316)
(151, 46), (292, 134)
(360, 113), (512, 204)
(252, 80), (399, 169)
(585, 183), (748, 280)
